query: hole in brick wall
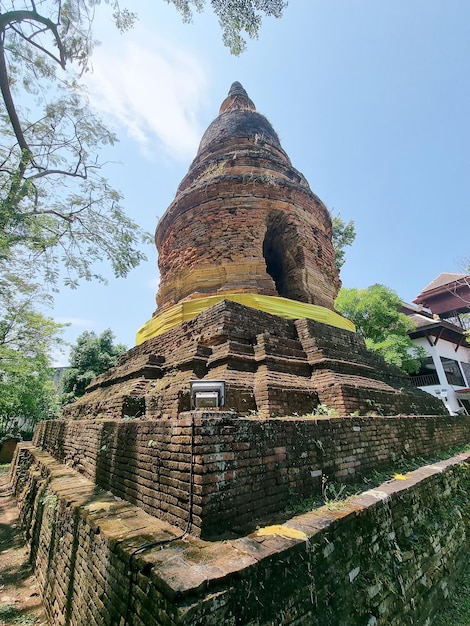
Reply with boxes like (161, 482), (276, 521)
(178, 390), (191, 412)
(141, 563), (153, 576)
(122, 396), (146, 419)
(263, 212), (304, 301)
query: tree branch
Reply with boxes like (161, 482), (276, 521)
(0, 9), (67, 169)
(10, 22), (65, 68)
(0, 37), (31, 157)
(26, 166), (93, 181)
(0, 11), (66, 70)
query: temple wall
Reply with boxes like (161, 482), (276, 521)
(33, 413), (470, 538)
(10, 443), (470, 626)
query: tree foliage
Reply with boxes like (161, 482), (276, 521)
(61, 328), (126, 404)
(330, 213), (356, 271)
(335, 284), (426, 374)
(0, 274), (64, 434)
(0, 0), (147, 290)
(0, 0), (288, 290)
(167, 0), (287, 55)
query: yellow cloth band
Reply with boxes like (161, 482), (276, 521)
(136, 294), (355, 345)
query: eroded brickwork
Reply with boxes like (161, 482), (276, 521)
(63, 300), (444, 421)
(154, 82), (340, 314)
(11, 444), (470, 626)
(34, 413), (470, 538)
(18, 82), (462, 625)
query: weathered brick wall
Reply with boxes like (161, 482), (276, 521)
(11, 443), (470, 626)
(62, 300), (444, 422)
(33, 417), (200, 532)
(154, 83), (340, 314)
(11, 445), (178, 626)
(33, 413), (470, 538)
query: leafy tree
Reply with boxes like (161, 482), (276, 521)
(168, 0), (287, 55)
(61, 329), (126, 403)
(330, 213), (356, 271)
(0, 274), (64, 434)
(335, 284), (426, 374)
(0, 0), (148, 291)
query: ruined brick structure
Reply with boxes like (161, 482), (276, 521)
(11, 83), (465, 626)
(32, 412), (470, 539)
(155, 81), (340, 313)
(12, 436), (470, 625)
(63, 82), (442, 421)
(64, 299), (443, 421)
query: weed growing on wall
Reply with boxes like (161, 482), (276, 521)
(284, 442), (470, 518)
(322, 477), (348, 511)
(40, 493), (57, 511)
(313, 404), (338, 416)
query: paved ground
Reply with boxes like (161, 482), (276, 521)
(0, 467), (46, 626)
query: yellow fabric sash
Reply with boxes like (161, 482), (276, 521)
(136, 293), (355, 345)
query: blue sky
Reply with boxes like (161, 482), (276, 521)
(51, 0), (470, 363)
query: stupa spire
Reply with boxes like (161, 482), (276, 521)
(149, 81), (341, 330)
(219, 81), (256, 114)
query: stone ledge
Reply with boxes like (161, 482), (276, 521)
(11, 443), (470, 625)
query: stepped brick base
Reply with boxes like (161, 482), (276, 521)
(63, 300), (444, 421)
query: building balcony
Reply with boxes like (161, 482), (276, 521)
(410, 373), (441, 387)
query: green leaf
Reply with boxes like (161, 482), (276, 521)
(336, 284), (423, 374)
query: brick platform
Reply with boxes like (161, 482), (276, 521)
(33, 412), (470, 538)
(11, 443), (470, 625)
(63, 300), (444, 421)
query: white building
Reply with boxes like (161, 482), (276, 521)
(402, 273), (470, 416)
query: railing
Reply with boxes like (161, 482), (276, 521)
(410, 373), (441, 387)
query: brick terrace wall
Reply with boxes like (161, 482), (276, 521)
(11, 445), (179, 626)
(10, 443), (470, 626)
(34, 413), (470, 538)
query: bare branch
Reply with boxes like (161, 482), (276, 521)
(0, 37), (31, 157)
(26, 166), (91, 181)
(0, 11), (66, 70)
(0, 9), (67, 164)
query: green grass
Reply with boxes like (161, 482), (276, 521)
(434, 563), (470, 626)
(0, 604), (38, 624)
(284, 443), (470, 517)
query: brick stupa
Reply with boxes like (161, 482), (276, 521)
(154, 81), (340, 314)
(63, 82), (442, 421)
(15, 84), (464, 626)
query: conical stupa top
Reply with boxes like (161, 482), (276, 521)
(195, 81), (284, 160)
(151, 82), (341, 323)
(219, 81), (256, 114)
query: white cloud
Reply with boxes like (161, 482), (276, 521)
(51, 347), (70, 368)
(85, 26), (208, 161)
